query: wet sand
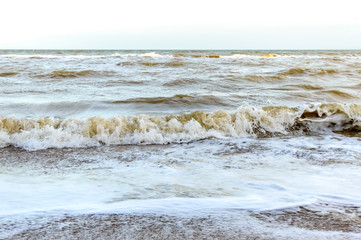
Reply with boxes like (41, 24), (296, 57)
(5, 203), (361, 240)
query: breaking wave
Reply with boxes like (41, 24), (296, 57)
(0, 104), (360, 150)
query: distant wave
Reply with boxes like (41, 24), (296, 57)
(117, 61), (189, 67)
(2, 51), (361, 60)
(34, 70), (116, 78)
(245, 67), (345, 82)
(0, 72), (18, 77)
(0, 54), (106, 59)
(277, 68), (340, 77)
(129, 52), (164, 57)
(0, 103), (359, 150)
(286, 84), (324, 90)
(163, 78), (200, 87)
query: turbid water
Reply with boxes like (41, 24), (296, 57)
(0, 50), (361, 239)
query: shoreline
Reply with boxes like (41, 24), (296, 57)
(4, 203), (361, 240)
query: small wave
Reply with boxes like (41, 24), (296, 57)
(140, 62), (162, 66)
(112, 94), (230, 107)
(172, 53), (188, 57)
(258, 54), (278, 57)
(221, 53), (278, 58)
(1, 54), (58, 59)
(138, 52), (163, 57)
(277, 68), (341, 77)
(320, 90), (357, 99)
(29, 56), (45, 59)
(203, 55), (220, 58)
(163, 78), (199, 87)
(105, 79), (145, 86)
(171, 53), (226, 58)
(190, 55), (220, 58)
(124, 52), (165, 58)
(117, 61), (188, 67)
(116, 61), (136, 66)
(36, 70), (98, 78)
(244, 75), (284, 82)
(0, 103), (359, 150)
(165, 61), (188, 67)
(0, 72), (18, 77)
(0, 53), (113, 59)
(0, 54), (109, 59)
(2, 90), (47, 95)
(311, 69), (340, 75)
(140, 61), (188, 67)
(279, 68), (308, 76)
(321, 57), (345, 62)
(288, 84), (324, 90)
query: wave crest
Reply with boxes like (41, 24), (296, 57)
(0, 104), (359, 150)
(37, 70), (97, 78)
(112, 94), (231, 107)
(0, 72), (18, 77)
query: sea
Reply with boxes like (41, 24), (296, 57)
(0, 50), (360, 239)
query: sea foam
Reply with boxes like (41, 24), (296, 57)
(0, 103), (359, 150)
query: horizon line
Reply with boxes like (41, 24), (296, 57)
(1, 48), (361, 51)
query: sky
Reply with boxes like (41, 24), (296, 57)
(1, 0), (361, 49)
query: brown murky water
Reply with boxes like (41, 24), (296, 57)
(1, 50), (361, 239)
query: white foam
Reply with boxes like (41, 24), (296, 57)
(123, 52), (169, 58)
(0, 131), (10, 147)
(0, 103), (359, 150)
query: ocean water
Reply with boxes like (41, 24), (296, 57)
(0, 50), (361, 239)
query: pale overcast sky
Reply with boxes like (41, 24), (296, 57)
(1, 0), (361, 49)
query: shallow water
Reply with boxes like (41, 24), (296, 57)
(0, 50), (361, 239)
